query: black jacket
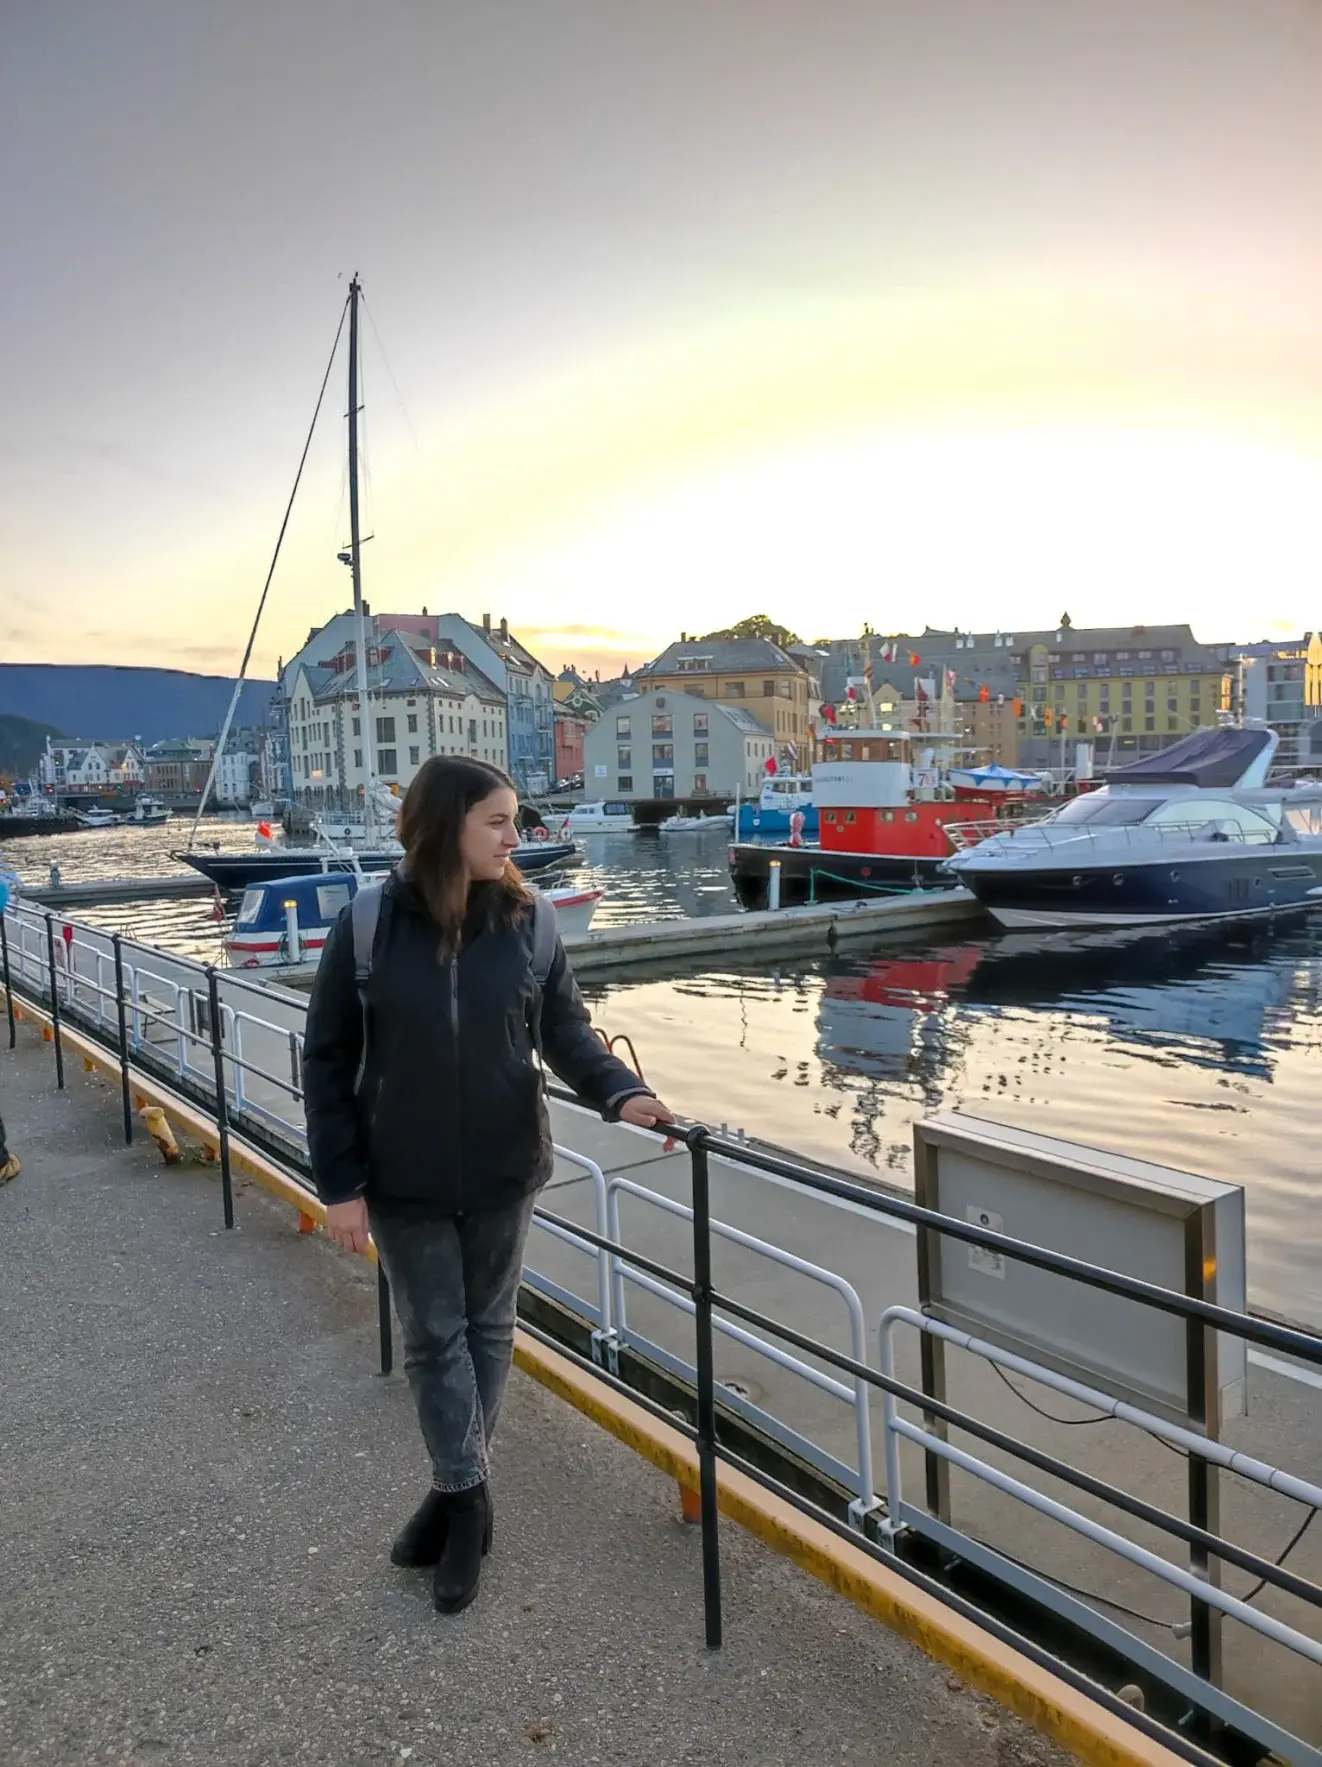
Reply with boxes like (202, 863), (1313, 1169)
(302, 876), (650, 1213)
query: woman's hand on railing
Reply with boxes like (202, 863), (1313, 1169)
(618, 1095), (676, 1131)
(325, 1197), (371, 1255)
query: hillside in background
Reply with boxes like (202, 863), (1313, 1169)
(0, 712), (64, 777)
(0, 665), (276, 746)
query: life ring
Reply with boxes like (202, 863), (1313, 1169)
(531, 826), (549, 841)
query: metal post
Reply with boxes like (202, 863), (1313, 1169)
(377, 1264), (393, 1375)
(43, 913), (65, 1089)
(1185, 1214), (1222, 1692)
(112, 934), (133, 1145)
(0, 912), (15, 1049)
(689, 1132), (724, 1649)
(205, 969), (235, 1230)
(768, 859), (781, 912)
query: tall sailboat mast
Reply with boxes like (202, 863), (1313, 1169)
(346, 275), (379, 831)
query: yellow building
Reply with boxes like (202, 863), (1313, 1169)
(639, 635), (817, 765)
(1016, 624), (1234, 763)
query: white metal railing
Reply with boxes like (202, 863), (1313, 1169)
(605, 1174), (880, 1521)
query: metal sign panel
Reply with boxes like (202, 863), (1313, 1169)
(914, 1112), (1247, 1427)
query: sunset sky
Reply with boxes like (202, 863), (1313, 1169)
(4, 0), (1321, 681)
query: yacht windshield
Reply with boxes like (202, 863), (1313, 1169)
(1047, 795), (1159, 826)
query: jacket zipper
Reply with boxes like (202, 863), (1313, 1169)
(449, 956), (462, 1210)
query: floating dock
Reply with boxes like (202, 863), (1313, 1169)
(562, 888), (983, 972)
(22, 873), (216, 907)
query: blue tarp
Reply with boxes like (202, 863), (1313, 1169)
(1104, 727), (1273, 789)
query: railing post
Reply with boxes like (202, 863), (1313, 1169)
(689, 1129), (723, 1650)
(1, 912), (15, 1049)
(112, 934), (133, 1145)
(377, 1264), (393, 1375)
(43, 912), (65, 1089)
(205, 968), (235, 1229)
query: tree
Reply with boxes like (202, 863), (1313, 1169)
(700, 614), (802, 649)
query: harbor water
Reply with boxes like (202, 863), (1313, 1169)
(5, 820), (1320, 1329)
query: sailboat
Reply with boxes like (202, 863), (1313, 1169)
(176, 279), (577, 892)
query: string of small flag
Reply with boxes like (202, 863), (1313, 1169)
(821, 632), (1128, 733)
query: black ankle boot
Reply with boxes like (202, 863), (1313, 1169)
(432, 1484), (493, 1614)
(390, 1489), (450, 1567)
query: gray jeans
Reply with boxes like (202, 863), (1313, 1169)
(370, 1193), (537, 1493)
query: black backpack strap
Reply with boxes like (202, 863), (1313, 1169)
(531, 891), (558, 988)
(350, 880), (386, 1094)
(527, 892), (559, 1076)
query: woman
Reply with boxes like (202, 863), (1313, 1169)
(303, 757), (675, 1615)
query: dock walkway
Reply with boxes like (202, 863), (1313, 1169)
(0, 1029), (1062, 1767)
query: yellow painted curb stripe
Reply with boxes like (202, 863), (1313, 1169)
(513, 1332), (1189, 1767)
(6, 997), (1183, 1765)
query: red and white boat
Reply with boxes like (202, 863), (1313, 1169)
(728, 729), (1049, 909)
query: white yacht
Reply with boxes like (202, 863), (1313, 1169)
(947, 728), (1322, 929)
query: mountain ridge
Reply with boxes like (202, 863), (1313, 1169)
(0, 664), (276, 747)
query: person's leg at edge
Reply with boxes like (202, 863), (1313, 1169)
(369, 1208), (488, 1573)
(0, 1111), (18, 1183)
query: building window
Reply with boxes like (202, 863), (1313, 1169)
(617, 775), (633, 792)
(1122, 717), (1132, 732)
(353, 749), (362, 767)
(694, 742), (709, 766)
(1093, 653), (1108, 664)
(1161, 649), (1177, 661)
(693, 712), (709, 734)
(616, 716), (631, 737)
(1144, 717), (1155, 733)
(376, 716), (395, 743)
(1031, 665), (1047, 684)
(725, 680), (745, 698)
(449, 716), (456, 733)
(1115, 651), (1130, 662)
(378, 749), (398, 775)
(652, 744), (674, 764)
(693, 774), (708, 793)
(617, 747), (632, 767)
(651, 714), (673, 736)
(409, 746), (420, 765)
(762, 679), (776, 696)
(1167, 697), (1178, 712)
(407, 714), (418, 734)
(1167, 719), (1178, 732)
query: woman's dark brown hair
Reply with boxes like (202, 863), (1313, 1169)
(397, 756), (530, 952)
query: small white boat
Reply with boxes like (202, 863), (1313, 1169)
(659, 811), (734, 833)
(557, 800), (639, 835)
(226, 872), (604, 971)
(128, 796), (171, 825)
(74, 806), (122, 828)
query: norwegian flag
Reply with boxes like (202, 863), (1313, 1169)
(880, 640), (897, 663)
(944, 668), (956, 695)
